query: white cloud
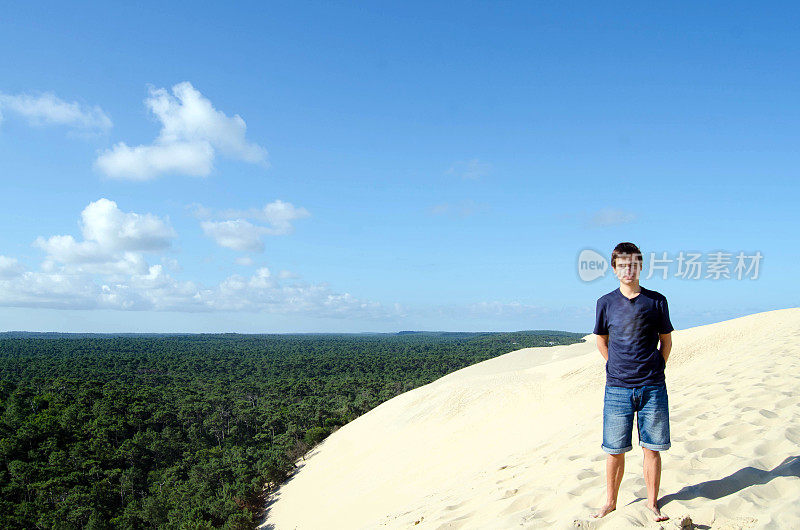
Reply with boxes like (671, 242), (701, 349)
(0, 270), (102, 310)
(588, 208), (637, 228)
(446, 158), (491, 180)
(201, 219), (266, 252)
(195, 199), (310, 251)
(148, 82), (265, 162)
(235, 256), (255, 266)
(219, 199), (311, 235)
(95, 141), (214, 181)
(192, 273), (392, 317)
(0, 92), (112, 131)
(41, 251), (149, 278)
(249, 267), (273, 288)
(33, 198), (176, 277)
(34, 235), (110, 265)
(0, 260), (398, 319)
(0, 199), (392, 320)
(0, 256), (25, 278)
(79, 198), (176, 251)
(95, 82), (267, 180)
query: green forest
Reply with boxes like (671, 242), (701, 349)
(0, 330), (585, 529)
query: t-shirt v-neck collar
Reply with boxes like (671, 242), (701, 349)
(616, 286), (644, 302)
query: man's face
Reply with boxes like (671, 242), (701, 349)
(613, 254), (642, 283)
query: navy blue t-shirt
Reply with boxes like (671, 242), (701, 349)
(593, 286), (674, 387)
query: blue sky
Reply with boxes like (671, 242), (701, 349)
(0, 2), (797, 333)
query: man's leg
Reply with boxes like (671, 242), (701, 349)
(594, 385), (634, 518)
(594, 453), (625, 517)
(642, 448), (667, 521)
(638, 384), (671, 522)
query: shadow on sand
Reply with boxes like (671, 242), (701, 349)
(626, 453), (799, 527)
(261, 455), (800, 528)
(660, 454), (800, 504)
(257, 449), (323, 529)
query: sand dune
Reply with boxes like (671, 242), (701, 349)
(260, 308), (800, 529)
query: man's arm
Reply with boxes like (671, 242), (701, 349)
(659, 333), (672, 363)
(596, 334), (609, 361)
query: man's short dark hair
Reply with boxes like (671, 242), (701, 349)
(611, 242), (643, 268)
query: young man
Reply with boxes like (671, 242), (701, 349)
(591, 242), (674, 522)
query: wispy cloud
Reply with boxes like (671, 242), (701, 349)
(0, 256), (25, 279)
(428, 199), (486, 218)
(217, 200), (311, 235)
(95, 82), (267, 180)
(200, 219), (268, 252)
(588, 207), (637, 228)
(192, 199), (310, 252)
(0, 91), (112, 132)
(446, 158), (491, 180)
(418, 300), (594, 331)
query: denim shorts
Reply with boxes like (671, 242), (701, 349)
(602, 383), (670, 454)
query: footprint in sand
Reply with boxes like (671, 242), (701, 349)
(684, 439), (713, 452)
(701, 447), (728, 458)
(501, 493), (549, 517)
(785, 427), (800, 444)
(713, 424), (745, 439)
(759, 409), (778, 419)
(451, 510), (476, 521)
(754, 439), (781, 456)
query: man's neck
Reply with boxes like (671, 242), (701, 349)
(619, 281), (641, 299)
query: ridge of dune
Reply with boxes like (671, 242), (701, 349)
(260, 307), (800, 529)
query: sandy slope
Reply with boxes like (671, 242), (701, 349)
(260, 308), (800, 529)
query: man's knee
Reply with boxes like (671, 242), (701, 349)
(607, 453), (626, 465)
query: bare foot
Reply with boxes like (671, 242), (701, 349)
(591, 503), (616, 518)
(646, 502), (669, 522)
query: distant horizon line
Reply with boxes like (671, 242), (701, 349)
(0, 329), (589, 337)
